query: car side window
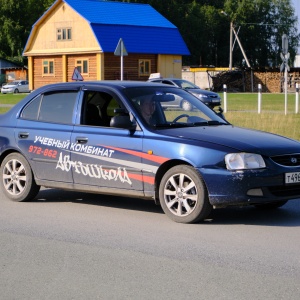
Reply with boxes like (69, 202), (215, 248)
(162, 80), (174, 86)
(38, 91), (78, 124)
(107, 98), (120, 117)
(22, 91), (78, 123)
(21, 95), (42, 120)
(82, 91), (122, 127)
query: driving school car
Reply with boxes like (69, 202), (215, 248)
(1, 81), (300, 223)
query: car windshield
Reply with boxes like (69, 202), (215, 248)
(124, 86), (228, 128)
(10, 81), (19, 85)
(172, 79), (199, 89)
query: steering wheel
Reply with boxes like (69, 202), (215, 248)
(173, 114), (190, 123)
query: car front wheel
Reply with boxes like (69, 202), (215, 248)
(0, 153), (40, 202)
(159, 165), (212, 223)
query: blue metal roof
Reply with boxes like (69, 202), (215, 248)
(91, 24), (189, 54)
(64, 0), (190, 55)
(65, 0), (176, 28)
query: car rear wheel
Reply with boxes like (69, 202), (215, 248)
(254, 200), (288, 209)
(159, 165), (212, 223)
(0, 153), (40, 202)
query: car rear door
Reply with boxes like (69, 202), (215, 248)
(20, 81), (29, 93)
(70, 86), (144, 192)
(16, 88), (79, 183)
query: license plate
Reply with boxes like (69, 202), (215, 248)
(285, 172), (300, 184)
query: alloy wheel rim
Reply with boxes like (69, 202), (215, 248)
(164, 173), (198, 217)
(3, 159), (27, 195)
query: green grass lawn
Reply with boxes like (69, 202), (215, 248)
(222, 92), (297, 112)
(221, 93), (300, 141)
(1, 92), (300, 141)
(0, 93), (28, 113)
(0, 93), (27, 104)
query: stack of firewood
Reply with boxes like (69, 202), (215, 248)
(212, 69), (285, 93)
(212, 71), (244, 92)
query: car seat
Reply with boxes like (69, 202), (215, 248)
(85, 103), (104, 126)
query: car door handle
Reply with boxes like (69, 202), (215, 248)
(76, 137), (88, 144)
(18, 132), (29, 139)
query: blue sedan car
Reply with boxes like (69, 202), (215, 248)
(0, 81), (300, 223)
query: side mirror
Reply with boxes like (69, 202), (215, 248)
(110, 115), (136, 130)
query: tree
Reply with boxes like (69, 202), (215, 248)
(0, 0), (299, 68)
(222, 0), (300, 67)
(0, 0), (53, 63)
(112, 0), (300, 67)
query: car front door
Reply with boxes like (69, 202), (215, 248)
(69, 87), (144, 193)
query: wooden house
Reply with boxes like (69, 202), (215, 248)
(0, 58), (28, 85)
(23, 0), (190, 90)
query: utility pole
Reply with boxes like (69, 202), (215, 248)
(229, 22), (233, 70)
(222, 11), (250, 70)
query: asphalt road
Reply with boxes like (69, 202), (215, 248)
(1, 188), (300, 300)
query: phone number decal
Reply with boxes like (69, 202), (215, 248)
(28, 145), (58, 159)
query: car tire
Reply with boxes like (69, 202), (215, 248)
(159, 165), (212, 223)
(181, 100), (193, 111)
(0, 153), (40, 202)
(254, 200), (288, 209)
(14, 88), (19, 93)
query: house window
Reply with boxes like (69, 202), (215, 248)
(57, 28), (72, 41)
(139, 59), (151, 76)
(75, 59), (89, 75)
(43, 60), (54, 75)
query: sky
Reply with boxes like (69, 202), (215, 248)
(292, 0), (300, 53)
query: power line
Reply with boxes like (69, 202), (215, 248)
(242, 23), (286, 26)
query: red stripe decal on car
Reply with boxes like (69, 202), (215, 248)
(100, 145), (169, 164)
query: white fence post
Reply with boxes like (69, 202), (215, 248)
(296, 83), (299, 114)
(223, 84), (227, 113)
(258, 84), (262, 114)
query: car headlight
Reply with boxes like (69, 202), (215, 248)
(191, 92), (207, 99)
(225, 153), (266, 170)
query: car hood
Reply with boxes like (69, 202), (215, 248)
(2, 83), (17, 87)
(185, 88), (219, 97)
(157, 125), (300, 156)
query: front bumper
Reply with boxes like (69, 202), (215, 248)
(199, 167), (300, 207)
(203, 99), (221, 107)
(1, 88), (13, 94)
